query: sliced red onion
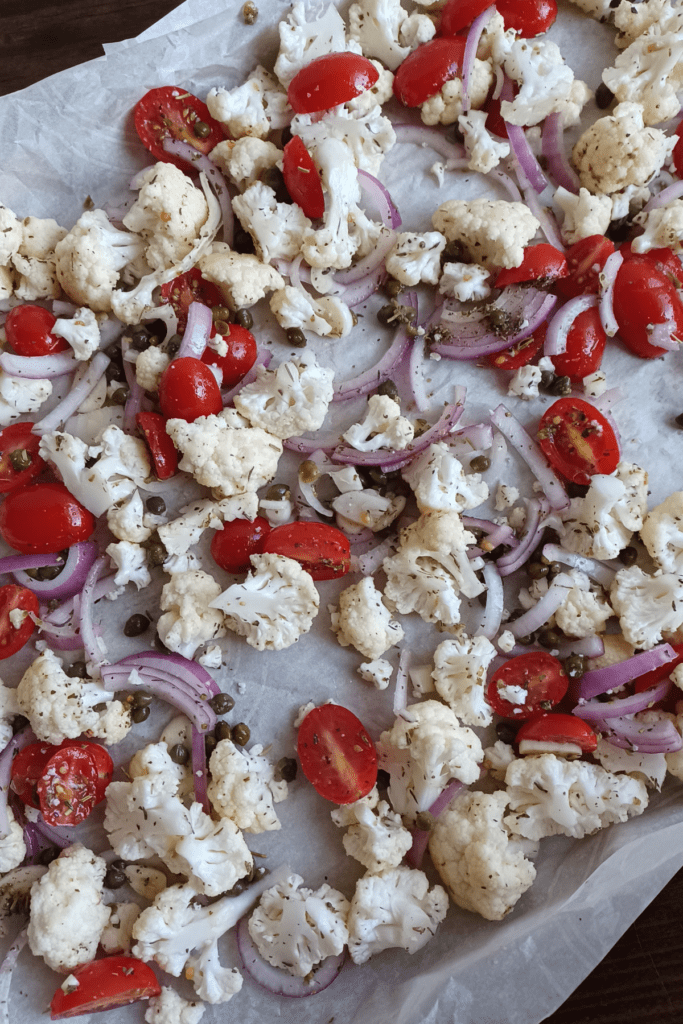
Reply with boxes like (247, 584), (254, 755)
(506, 122), (548, 194)
(602, 713), (682, 753)
(648, 320), (680, 351)
(462, 6), (494, 113)
(0, 927), (28, 1024)
(338, 264), (388, 307)
(333, 297), (415, 401)
(642, 179), (683, 213)
(357, 170), (401, 229)
(101, 666), (216, 732)
(284, 436), (338, 456)
(349, 532), (397, 574)
(544, 295), (598, 357)
(32, 816), (73, 849)
(333, 229), (397, 289)
(408, 325), (429, 412)
(541, 112), (580, 193)
(0, 350), (79, 379)
(598, 250), (623, 338)
(541, 543), (616, 589)
(553, 635), (604, 660)
(507, 573), (574, 638)
(42, 575), (119, 627)
(406, 779), (466, 869)
(0, 728), (36, 841)
(78, 555), (109, 674)
(572, 644), (677, 702)
(491, 405), (569, 511)
(451, 422), (494, 451)
(272, 258), (312, 285)
(192, 726), (210, 814)
(222, 348), (272, 405)
(496, 499), (546, 577)
(296, 449), (335, 518)
(163, 138), (234, 246)
(433, 290), (557, 360)
(476, 562), (504, 640)
(236, 915), (345, 997)
(178, 301), (212, 360)
(489, 167), (523, 202)
(1, 552), (62, 575)
(393, 124), (466, 163)
(574, 677), (673, 721)
(591, 387), (622, 416)
(123, 378), (145, 434)
(462, 518), (518, 552)
(33, 352), (110, 435)
(104, 651), (219, 700)
(12, 542), (98, 600)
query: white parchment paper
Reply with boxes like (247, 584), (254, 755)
(2, 2), (683, 1022)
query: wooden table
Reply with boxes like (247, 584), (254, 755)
(2, 2), (683, 1021)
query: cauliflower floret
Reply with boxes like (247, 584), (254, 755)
(358, 658), (393, 689)
(106, 540), (151, 590)
(429, 790), (536, 921)
(458, 109), (510, 173)
(173, 805), (253, 898)
(198, 244), (284, 310)
(0, 204), (22, 265)
(432, 635), (498, 728)
(28, 845), (110, 972)
(610, 566), (683, 649)
(496, 37), (584, 127)
(207, 65), (290, 139)
(558, 462), (648, 560)
(603, 16), (683, 124)
(573, 103), (673, 195)
(403, 442), (489, 513)
(0, 807), (26, 872)
(432, 199), (540, 269)
(342, 394), (414, 452)
(0, 682), (21, 753)
(332, 795), (412, 872)
(232, 181), (311, 263)
(248, 874), (349, 978)
(165, 408), (282, 498)
(504, 753), (648, 839)
(632, 200), (683, 255)
(0, 373), (52, 426)
(12, 216), (67, 301)
(208, 738), (288, 833)
(157, 570), (226, 660)
(234, 354), (334, 439)
(555, 187), (612, 244)
(385, 231), (446, 286)
(275, 2), (360, 86)
(506, 364), (541, 400)
(145, 987), (205, 1024)
(554, 571), (613, 638)
(347, 866), (448, 964)
(54, 209), (144, 312)
(420, 60), (493, 125)
(211, 552), (319, 651)
(439, 260), (491, 301)
(123, 163), (208, 272)
(269, 285), (354, 338)
(583, 370), (608, 398)
(294, 99), (396, 177)
(348, 0), (413, 70)
(332, 487), (405, 533)
(51, 306), (100, 361)
(567, 0), (614, 19)
(157, 498), (236, 575)
(18, 648), (131, 745)
(595, 738), (668, 791)
(100, 903), (142, 955)
(332, 576), (404, 660)
(297, 135), (362, 269)
(135, 346), (170, 391)
(641, 492), (683, 573)
(483, 739), (516, 780)
(210, 137), (282, 190)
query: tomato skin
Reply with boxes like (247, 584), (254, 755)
(160, 269), (224, 333)
(393, 37), (467, 108)
(496, 0), (557, 36)
(538, 397), (620, 485)
(297, 704), (377, 804)
(210, 516), (272, 574)
(5, 305), (69, 357)
(37, 746), (100, 826)
(495, 244), (568, 288)
(136, 412), (178, 480)
(620, 242), (683, 285)
(634, 643), (683, 695)
(134, 86), (225, 171)
(489, 323), (546, 370)
(0, 482), (95, 554)
(550, 305), (607, 382)
(0, 583), (38, 660)
(438, 0), (492, 35)
(516, 712), (598, 752)
(260, 522), (351, 580)
(288, 53), (379, 114)
(158, 357), (223, 422)
(486, 652), (568, 720)
(201, 325), (258, 390)
(612, 256), (683, 358)
(0, 422), (45, 493)
(556, 235), (615, 300)
(11, 740), (113, 812)
(50, 956), (161, 1019)
(282, 137), (325, 219)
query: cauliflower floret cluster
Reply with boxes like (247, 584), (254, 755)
(342, 394), (414, 452)
(458, 109), (510, 173)
(603, 14), (683, 124)
(385, 231), (446, 286)
(198, 243), (285, 309)
(572, 103), (673, 195)
(232, 181), (311, 263)
(421, 60), (493, 125)
(555, 187), (612, 244)
(211, 137), (282, 189)
(269, 284), (354, 338)
(610, 566), (683, 649)
(208, 738), (288, 833)
(331, 789), (413, 872)
(558, 462), (648, 560)
(0, 373), (52, 427)
(157, 570), (227, 659)
(402, 442), (489, 513)
(145, 987), (205, 1024)
(206, 65), (290, 139)
(54, 209), (144, 312)
(640, 492), (683, 573)
(432, 199), (540, 269)
(332, 576), (404, 660)
(348, 0), (434, 70)
(12, 215), (67, 301)
(439, 260), (491, 301)
(234, 354), (334, 439)
(432, 634), (498, 728)
(123, 163), (208, 272)
(632, 201), (683, 256)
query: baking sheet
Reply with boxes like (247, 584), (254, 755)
(2, 2), (683, 1022)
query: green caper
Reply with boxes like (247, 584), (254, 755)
(131, 705), (151, 724)
(275, 756), (298, 782)
(415, 811), (436, 832)
(549, 375), (572, 396)
(215, 721), (232, 742)
(169, 743), (189, 765)
(104, 864), (127, 889)
(205, 733), (218, 756)
(131, 692), (153, 709)
(214, 320), (231, 336)
(234, 308), (253, 330)
(144, 536), (168, 568)
(563, 654), (587, 680)
(266, 483), (290, 501)
(376, 380), (400, 403)
(619, 545), (638, 566)
(231, 722), (250, 746)
(212, 306), (233, 323)
(9, 449), (31, 472)
(124, 613), (150, 638)
(194, 121), (211, 139)
(469, 455), (490, 473)
(164, 335), (182, 357)
(66, 661), (88, 678)
(285, 327), (306, 347)
(496, 720), (519, 745)
(383, 277), (403, 299)
(208, 692), (235, 715)
(538, 627), (563, 649)
(111, 387), (130, 406)
(146, 496), (166, 515)
(528, 561), (550, 580)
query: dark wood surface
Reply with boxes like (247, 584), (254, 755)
(2, 3), (683, 1021)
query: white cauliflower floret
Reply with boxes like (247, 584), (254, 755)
(0, 682), (21, 753)
(497, 37), (583, 127)
(439, 261), (491, 302)
(248, 874), (349, 978)
(0, 807), (26, 872)
(232, 181), (311, 263)
(269, 285), (354, 338)
(100, 903), (142, 955)
(558, 462), (648, 560)
(207, 65), (290, 139)
(567, 0), (614, 19)
(458, 109), (510, 173)
(332, 576), (404, 660)
(603, 15), (683, 124)
(331, 795), (412, 872)
(275, 3), (360, 87)
(332, 487), (405, 533)
(157, 498), (235, 575)
(420, 60), (493, 125)
(0, 204), (22, 265)
(358, 658), (393, 689)
(12, 216), (67, 301)
(432, 199), (540, 269)
(641, 492), (683, 573)
(432, 635), (498, 728)
(198, 243), (285, 311)
(555, 572), (612, 638)
(297, 135), (361, 269)
(573, 103), (673, 195)
(429, 790), (536, 921)
(208, 738), (288, 833)
(145, 987), (205, 1024)
(210, 137), (282, 190)
(28, 845), (110, 972)
(632, 200), (683, 255)
(165, 408), (282, 498)
(595, 738), (668, 791)
(610, 566), (683, 649)
(211, 553), (319, 651)
(54, 209), (144, 312)
(51, 306), (100, 361)
(556, 187), (612, 244)
(234, 354), (334, 439)
(347, 866), (448, 964)
(403, 442), (489, 513)
(173, 806), (253, 898)
(507, 365), (542, 400)
(157, 570), (226, 660)
(135, 346), (170, 391)
(385, 231), (446, 286)
(348, 0), (413, 70)
(379, 700), (483, 818)
(0, 373), (51, 426)
(483, 739), (516, 780)
(505, 754), (648, 839)
(122, 163), (208, 272)
(128, 741), (189, 797)
(293, 101), (396, 178)
(106, 540), (151, 590)
(342, 394), (414, 452)
(17, 648), (131, 745)
(383, 510), (484, 627)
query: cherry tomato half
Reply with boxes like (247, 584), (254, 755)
(0, 422), (45, 493)
(550, 305), (607, 382)
(37, 746), (100, 826)
(210, 516), (272, 574)
(556, 235), (614, 300)
(201, 324), (258, 390)
(537, 397), (620, 485)
(393, 37), (467, 108)
(634, 643), (683, 694)
(494, 244), (568, 289)
(612, 255), (683, 358)
(483, 95), (510, 139)
(496, 0), (557, 36)
(297, 704), (377, 804)
(0, 482), (95, 554)
(158, 357), (223, 422)
(160, 269), (224, 334)
(516, 713), (598, 752)
(282, 136), (325, 219)
(438, 0), (492, 35)
(287, 53), (379, 114)
(0, 584), (38, 660)
(134, 86), (225, 172)
(136, 412), (178, 481)
(620, 242), (683, 286)
(11, 740), (113, 811)
(50, 956), (161, 1019)
(5, 305), (69, 357)
(486, 652), (568, 719)
(489, 323), (546, 370)
(260, 522), (351, 580)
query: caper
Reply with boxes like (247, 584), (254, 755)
(169, 743), (189, 765)
(516, 632), (537, 646)
(128, 325), (154, 351)
(104, 864), (127, 889)
(441, 239), (468, 265)
(547, 561), (564, 580)
(275, 756), (298, 782)
(214, 320), (231, 336)
(595, 82), (614, 109)
(146, 496), (166, 515)
(205, 733), (218, 756)
(377, 303), (398, 326)
(145, 537), (168, 568)
(131, 705), (151, 724)
(496, 720), (519, 745)
(376, 380), (400, 403)
(469, 455), (490, 473)
(376, 768), (391, 791)
(528, 561), (550, 580)
(37, 846), (60, 868)
(229, 880), (247, 895)
(266, 483), (290, 501)
(619, 545), (638, 566)
(164, 334), (182, 358)
(9, 449), (31, 472)
(549, 375), (572, 396)
(242, 1), (258, 23)
(38, 564), (63, 581)
(231, 722), (250, 746)
(194, 120), (211, 139)
(132, 692), (153, 709)
(415, 811), (436, 832)
(66, 660), (88, 678)
(215, 721), (232, 742)
(487, 307), (523, 338)
(208, 692), (235, 715)
(383, 277), (403, 299)
(563, 653), (587, 680)
(537, 627), (563, 649)
(212, 306), (232, 323)
(285, 327), (306, 347)
(111, 387), (129, 406)
(539, 369), (556, 392)
(234, 308), (253, 330)
(124, 613), (150, 638)
(367, 467), (388, 487)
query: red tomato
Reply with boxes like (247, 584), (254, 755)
(297, 704), (377, 804)
(0, 422), (45, 493)
(393, 37), (467, 108)
(12, 740), (113, 811)
(620, 242), (683, 285)
(538, 397), (620, 485)
(134, 86), (225, 171)
(673, 118), (683, 177)
(496, 0), (557, 36)
(5, 305), (69, 357)
(282, 136), (325, 219)
(634, 643), (683, 694)
(556, 235), (614, 299)
(483, 95), (510, 139)
(486, 652), (568, 719)
(438, 0), (492, 35)
(260, 522), (351, 580)
(495, 244), (568, 288)
(160, 268), (224, 334)
(0, 482), (95, 554)
(612, 255), (683, 358)
(0, 584), (38, 660)
(288, 53), (379, 114)
(550, 305), (607, 382)
(158, 357), (223, 422)
(136, 412), (178, 480)
(516, 713), (598, 752)
(201, 324), (258, 390)
(61, 741), (114, 804)
(488, 323), (546, 370)
(37, 746), (100, 826)
(50, 956), (161, 1019)
(210, 516), (272, 574)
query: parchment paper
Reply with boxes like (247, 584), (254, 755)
(2, 2), (683, 1022)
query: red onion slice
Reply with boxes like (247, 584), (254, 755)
(178, 301), (212, 360)
(333, 293), (416, 401)
(598, 251), (623, 338)
(79, 554), (108, 673)
(511, 150), (565, 250)
(648, 320), (680, 351)
(541, 543), (616, 590)
(42, 575), (119, 627)
(544, 294), (598, 357)
(338, 264), (388, 307)
(123, 378), (145, 434)
(507, 573), (574, 638)
(192, 726), (210, 814)
(0, 351), (79, 379)
(408, 324), (429, 412)
(284, 436), (338, 456)
(490, 404), (570, 511)
(0, 926), (28, 1024)
(12, 542), (98, 601)
(357, 170), (401, 229)
(0, 728), (36, 841)
(101, 666), (216, 732)
(602, 714), (682, 753)
(349, 532), (397, 574)
(33, 351), (110, 435)
(462, 7), (494, 112)
(236, 915), (345, 997)
(1, 552), (62, 575)
(505, 122), (547, 194)
(406, 779), (466, 869)
(641, 179), (683, 213)
(451, 422), (494, 450)
(462, 518), (518, 552)
(433, 290), (557, 360)
(32, 816), (73, 850)
(163, 138), (234, 246)
(571, 644), (677, 702)
(332, 229), (397, 289)
(574, 677), (672, 721)
(296, 449), (335, 518)
(476, 562), (504, 640)
(541, 112), (580, 194)
(104, 651), (219, 699)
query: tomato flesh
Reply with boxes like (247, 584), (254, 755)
(260, 522), (351, 580)
(538, 397), (620, 486)
(556, 235), (614, 300)
(5, 305), (69, 357)
(37, 746), (100, 826)
(516, 712), (598, 752)
(288, 53), (379, 114)
(136, 412), (178, 480)
(612, 255), (683, 359)
(438, 0), (492, 35)
(210, 516), (272, 574)
(297, 704), (377, 804)
(489, 323), (546, 370)
(160, 268), (224, 334)
(201, 324), (258, 390)
(495, 244), (568, 288)
(282, 136), (325, 219)
(134, 86), (225, 171)
(0, 482), (94, 554)
(50, 956), (161, 1019)
(486, 652), (568, 719)
(12, 740), (113, 813)
(393, 37), (467, 108)
(0, 422), (45, 493)
(158, 357), (223, 422)
(550, 305), (607, 382)
(496, 0), (557, 36)
(0, 584), (38, 660)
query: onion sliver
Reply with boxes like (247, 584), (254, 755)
(544, 294), (598, 357)
(0, 927), (28, 1024)
(507, 573), (574, 638)
(79, 555), (109, 673)
(33, 351), (110, 435)
(178, 301), (213, 359)
(333, 229), (397, 288)
(236, 915), (346, 997)
(406, 779), (467, 869)
(476, 562), (504, 640)
(0, 728), (36, 841)
(101, 666), (216, 732)
(541, 112), (580, 193)
(349, 532), (397, 575)
(192, 726), (210, 814)
(357, 170), (401, 229)
(462, 7), (494, 112)
(163, 137), (234, 246)
(641, 178), (683, 213)
(602, 714), (682, 753)
(408, 323), (429, 412)
(0, 351), (79, 379)
(104, 650), (219, 700)
(284, 435), (338, 456)
(13, 542), (98, 601)
(0, 552), (62, 576)
(541, 543), (616, 590)
(433, 289), (557, 360)
(123, 378), (145, 434)
(491, 404), (569, 511)
(32, 817), (73, 850)
(333, 293), (416, 401)
(506, 121), (548, 194)
(574, 677), (672, 721)
(598, 250), (623, 338)
(572, 644), (677, 702)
